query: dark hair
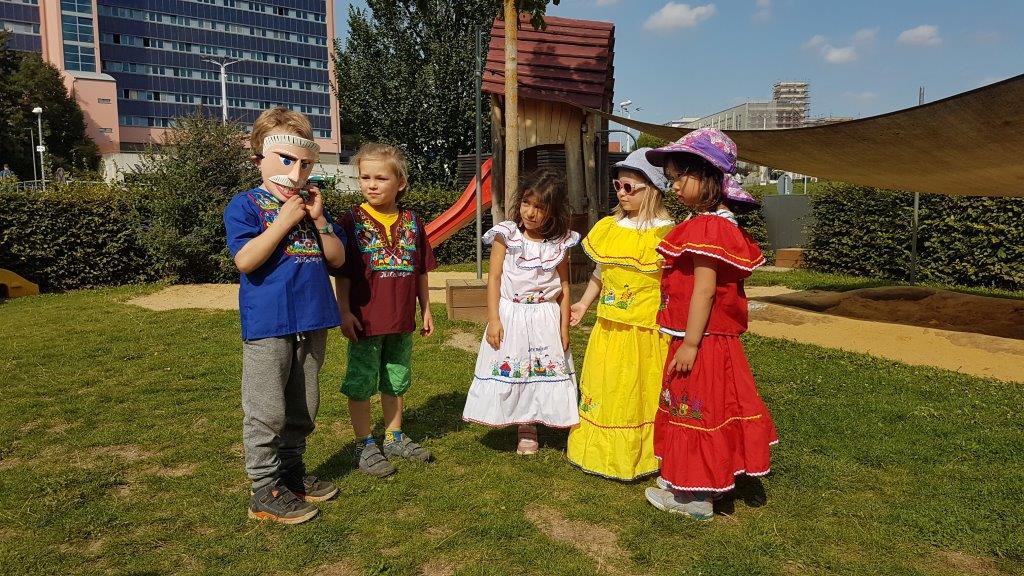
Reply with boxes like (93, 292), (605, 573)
(666, 154), (724, 213)
(508, 168), (572, 240)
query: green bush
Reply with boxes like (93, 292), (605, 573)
(804, 182), (1024, 290)
(0, 181), (157, 291)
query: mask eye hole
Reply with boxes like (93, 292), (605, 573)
(279, 156), (294, 167)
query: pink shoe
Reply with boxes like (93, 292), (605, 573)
(516, 424), (539, 455)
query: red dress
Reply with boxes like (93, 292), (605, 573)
(654, 212), (778, 493)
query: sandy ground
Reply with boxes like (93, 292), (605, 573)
(126, 278), (1023, 383)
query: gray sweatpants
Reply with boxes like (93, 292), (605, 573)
(241, 329), (327, 491)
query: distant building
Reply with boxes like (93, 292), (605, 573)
(680, 81), (812, 130)
(802, 115), (855, 127)
(1, 0), (340, 178)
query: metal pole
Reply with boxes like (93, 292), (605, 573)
(36, 111), (45, 192)
(29, 129), (37, 182)
(911, 87), (924, 285)
(474, 27), (484, 280)
(220, 62), (229, 123)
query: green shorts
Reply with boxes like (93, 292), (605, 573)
(341, 333), (413, 401)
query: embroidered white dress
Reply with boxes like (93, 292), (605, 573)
(463, 221), (581, 428)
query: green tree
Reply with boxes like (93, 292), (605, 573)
(126, 112), (259, 283)
(636, 132), (669, 149)
(0, 37), (98, 179)
(336, 0), (500, 185)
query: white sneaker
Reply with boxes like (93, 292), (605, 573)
(655, 476), (670, 490)
(644, 487), (713, 521)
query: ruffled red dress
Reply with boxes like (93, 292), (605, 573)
(653, 211), (778, 493)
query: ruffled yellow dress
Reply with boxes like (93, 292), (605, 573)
(567, 216), (674, 480)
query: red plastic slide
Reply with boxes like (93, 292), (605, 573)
(426, 158), (493, 248)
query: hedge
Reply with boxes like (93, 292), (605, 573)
(804, 182), (1024, 290)
(0, 179), (482, 292)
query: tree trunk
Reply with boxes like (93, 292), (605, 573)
(503, 0), (518, 205)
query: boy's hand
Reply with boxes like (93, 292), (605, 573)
(303, 186), (324, 221)
(569, 301), (587, 326)
(420, 308), (434, 337)
(485, 320), (504, 350)
(667, 342), (699, 374)
(277, 195), (307, 228)
(340, 312), (362, 342)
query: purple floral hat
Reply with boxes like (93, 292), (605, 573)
(723, 176), (760, 208)
(646, 127), (738, 175)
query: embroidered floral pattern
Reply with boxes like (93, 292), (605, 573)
(511, 292), (547, 304)
(488, 350), (567, 380)
(659, 388), (704, 421)
(355, 210), (417, 273)
(249, 191), (323, 261)
(579, 394), (598, 413)
(600, 284), (637, 310)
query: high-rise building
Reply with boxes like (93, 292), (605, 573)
(772, 81), (809, 129)
(1, 0), (339, 175)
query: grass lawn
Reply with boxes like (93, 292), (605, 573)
(1, 285), (1022, 575)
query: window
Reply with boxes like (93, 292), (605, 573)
(64, 44), (95, 72)
(60, 0), (92, 15)
(61, 15), (93, 43)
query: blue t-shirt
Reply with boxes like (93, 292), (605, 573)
(223, 187), (345, 340)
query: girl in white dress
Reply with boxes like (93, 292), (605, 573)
(463, 169), (580, 454)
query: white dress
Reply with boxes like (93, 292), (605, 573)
(462, 221), (581, 428)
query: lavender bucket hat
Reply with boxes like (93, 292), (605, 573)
(646, 127), (738, 175)
(723, 176), (760, 209)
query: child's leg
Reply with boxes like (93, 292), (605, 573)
(378, 334), (432, 462)
(342, 336), (396, 477)
(277, 329), (337, 502)
(241, 336), (293, 491)
(278, 330), (325, 476)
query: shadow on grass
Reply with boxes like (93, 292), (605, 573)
(313, 391), (469, 481)
(714, 474), (769, 516)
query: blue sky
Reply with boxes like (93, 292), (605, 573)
(334, 0), (1021, 124)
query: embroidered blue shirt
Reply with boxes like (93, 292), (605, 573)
(224, 187), (345, 340)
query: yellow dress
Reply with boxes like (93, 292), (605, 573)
(567, 216), (674, 480)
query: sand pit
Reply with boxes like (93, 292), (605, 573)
(745, 287), (1024, 383)
(756, 286), (1024, 340)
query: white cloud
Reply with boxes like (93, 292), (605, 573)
(596, 0), (620, 5)
(823, 45), (858, 63)
(643, 3), (716, 31)
(752, 0), (771, 20)
(898, 24), (942, 46)
(852, 27), (879, 46)
(803, 35), (826, 50)
(804, 32), (863, 64)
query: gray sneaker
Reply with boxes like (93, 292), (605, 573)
(283, 474), (339, 503)
(383, 435), (433, 462)
(645, 487), (713, 521)
(248, 484), (319, 525)
(356, 442), (396, 478)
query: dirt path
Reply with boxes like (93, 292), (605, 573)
(126, 281), (1023, 383)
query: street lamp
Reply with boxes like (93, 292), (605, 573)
(618, 99), (641, 152)
(201, 58), (240, 123)
(32, 106), (44, 191)
(28, 128), (37, 182)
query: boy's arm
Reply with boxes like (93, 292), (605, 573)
(557, 259), (571, 351)
(417, 272), (434, 336)
(336, 275), (361, 341)
(233, 195), (306, 274)
(313, 214), (345, 268)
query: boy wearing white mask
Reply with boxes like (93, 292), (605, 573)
(224, 107), (345, 524)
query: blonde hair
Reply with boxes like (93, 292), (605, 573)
(611, 168), (671, 225)
(352, 142), (409, 197)
(250, 107), (313, 156)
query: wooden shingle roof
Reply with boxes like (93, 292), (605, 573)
(483, 15), (615, 112)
